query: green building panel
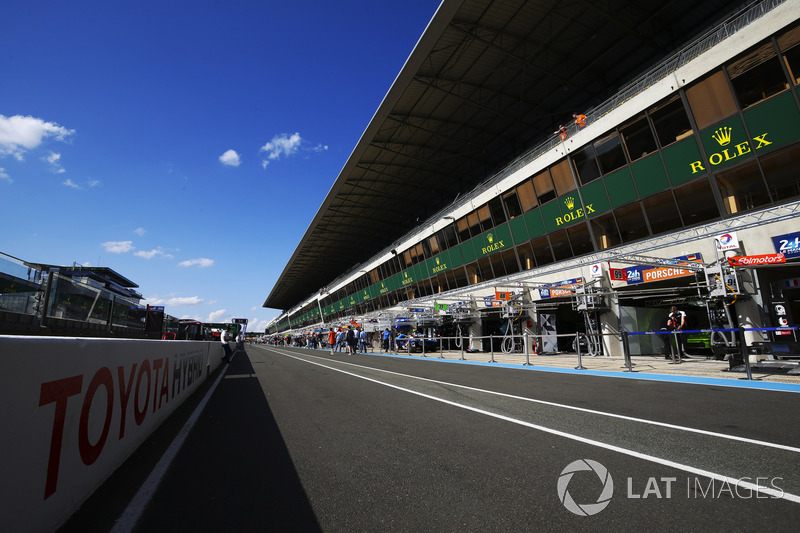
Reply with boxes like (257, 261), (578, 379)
(540, 201), (564, 233)
(698, 115), (750, 172)
(523, 208), (546, 238)
(475, 223), (512, 258)
(426, 249), (452, 277)
(543, 195), (586, 232)
(631, 152), (670, 198)
(604, 167), (637, 207)
(579, 179), (611, 217)
(460, 238), (477, 263)
(399, 267), (416, 288)
(743, 91), (800, 155)
(661, 136), (704, 185)
(448, 244), (465, 268)
(508, 215), (529, 243)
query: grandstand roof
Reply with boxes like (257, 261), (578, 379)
(265, 0), (748, 311)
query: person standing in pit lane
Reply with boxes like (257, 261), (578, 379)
(221, 327), (233, 363)
(328, 328), (336, 356)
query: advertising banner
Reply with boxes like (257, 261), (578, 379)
(624, 254), (702, 285)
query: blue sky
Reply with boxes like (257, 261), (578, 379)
(1, 1), (442, 333)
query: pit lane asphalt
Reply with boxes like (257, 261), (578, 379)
(59, 345), (800, 532)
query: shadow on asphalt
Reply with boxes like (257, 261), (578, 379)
(59, 349), (321, 533)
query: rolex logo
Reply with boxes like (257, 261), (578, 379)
(488, 233), (494, 243)
(712, 126), (732, 146)
(404, 272), (408, 278)
(436, 257), (440, 265)
(564, 196), (575, 210)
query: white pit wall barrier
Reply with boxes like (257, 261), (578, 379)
(0, 335), (224, 533)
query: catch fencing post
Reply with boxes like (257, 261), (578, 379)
(575, 332), (585, 370)
(489, 335), (496, 363)
(524, 333), (532, 366)
(622, 332), (634, 372)
(738, 326), (753, 380)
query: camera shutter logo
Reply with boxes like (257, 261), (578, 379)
(557, 459), (614, 516)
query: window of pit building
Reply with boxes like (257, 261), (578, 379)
(428, 234), (440, 256)
(489, 252), (507, 278)
(503, 189), (523, 219)
(685, 70), (738, 130)
(566, 222), (593, 257)
(568, 145), (600, 187)
(456, 216), (471, 242)
(414, 242), (425, 265)
(779, 22), (800, 85)
(467, 210), (481, 238)
(369, 268), (380, 285)
(452, 265), (469, 288)
(517, 242), (535, 270)
(650, 95), (693, 149)
(532, 236), (555, 266)
(728, 41), (789, 110)
(533, 170), (556, 205)
(501, 248), (520, 276)
(403, 249), (413, 268)
(760, 143), (800, 202)
(674, 179), (720, 226)
(466, 262), (481, 285)
(552, 159), (579, 194)
(614, 203), (649, 243)
(488, 197), (506, 226)
(643, 191), (683, 236)
(594, 131), (627, 175)
(589, 212), (622, 250)
(620, 114), (657, 163)
(549, 229), (573, 262)
(715, 160), (771, 215)
(438, 224), (458, 251)
(477, 204), (493, 233)
(517, 178), (539, 212)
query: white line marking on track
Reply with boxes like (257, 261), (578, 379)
(271, 348), (800, 504)
(111, 353), (235, 533)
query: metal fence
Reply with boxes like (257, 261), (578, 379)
(366, 326), (799, 381)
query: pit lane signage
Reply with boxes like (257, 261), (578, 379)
(624, 254), (703, 285)
(538, 277), (584, 299)
(772, 231), (800, 259)
(728, 254), (785, 267)
(714, 232), (739, 252)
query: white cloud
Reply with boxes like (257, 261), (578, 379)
(63, 179), (80, 189)
(0, 115), (75, 161)
(311, 144), (329, 153)
(145, 295), (204, 307)
(247, 317), (275, 333)
(133, 227), (146, 236)
(101, 240), (134, 253)
(87, 179), (101, 188)
(44, 151), (66, 173)
(219, 149), (241, 167)
(206, 309), (228, 323)
(260, 132), (301, 167)
(134, 248), (173, 260)
(0, 168), (10, 183)
(178, 257), (214, 268)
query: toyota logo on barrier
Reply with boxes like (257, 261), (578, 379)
(557, 459), (614, 516)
